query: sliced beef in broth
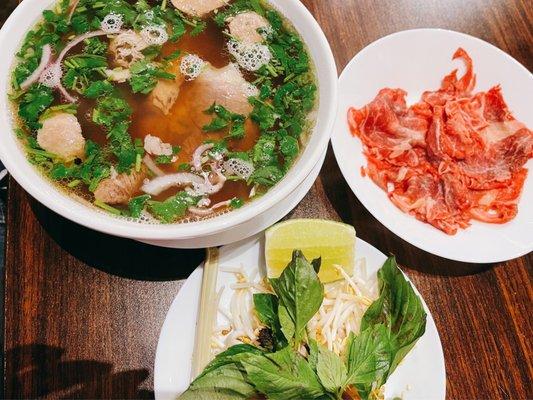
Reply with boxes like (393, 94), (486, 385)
(171, 0), (229, 17)
(94, 168), (146, 205)
(228, 11), (270, 44)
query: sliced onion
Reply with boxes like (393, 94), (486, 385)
(143, 155), (166, 177)
(192, 143), (214, 170)
(67, 0), (80, 23)
(189, 200), (232, 216)
(56, 30), (114, 66)
(57, 82), (78, 103)
(20, 44), (52, 91)
(40, 30), (123, 102)
(141, 172), (205, 196)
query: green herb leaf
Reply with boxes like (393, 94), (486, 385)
(128, 194), (151, 218)
(251, 135), (276, 166)
(129, 60), (175, 95)
(83, 80), (114, 99)
(316, 344), (348, 395)
(361, 257), (427, 380)
(269, 250), (324, 343)
(241, 347), (325, 400)
(203, 104), (246, 140)
(250, 165), (284, 187)
(18, 84), (55, 131)
(148, 191), (198, 223)
(229, 197), (244, 209)
(84, 37), (108, 55)
(279, 135), (299, 166)
(253, 293), (287, 350)
(345, 324), (391, 391)
(92, 96), (132, 128)
(180, 344), (262, 400)
(180, 364), (255, 400)
(39, 103), (78, 122)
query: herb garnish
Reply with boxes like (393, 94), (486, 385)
(180, 254), (427, 400)
(203, 104), (246, 140)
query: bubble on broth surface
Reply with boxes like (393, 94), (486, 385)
(224, 158), (254, 180)
(141, 25), (169, 46)
(242, 82), (259, 97)
(227, 40), (271, 71)
(101, 13), (124, 33)
(39, 64), (62, 87)
(180, 54), (206, 80)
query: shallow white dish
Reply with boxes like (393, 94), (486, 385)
(0, 0), (337, 247)
(154, 234), (446, 400)
(332, 29), (533, 263)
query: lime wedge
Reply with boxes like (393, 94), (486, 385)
(265, 219), (356, 283)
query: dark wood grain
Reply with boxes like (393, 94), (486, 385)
(3, 0), (533, 399)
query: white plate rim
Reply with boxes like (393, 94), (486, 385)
(331, 28), (533, 264)
(154, 235), (446, 400)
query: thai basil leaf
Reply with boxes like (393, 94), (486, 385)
(179, 364), (255, 400)
(197, 344), (263, 379)
(240, 347), (325, 400)
(253, 293), (288, 350)
(316, 344), (348, 395)
(269, 250), (324, 343)
(344, 324), (391, 394)
(278, 303), (295, 343)
(361, 256), (427, 379)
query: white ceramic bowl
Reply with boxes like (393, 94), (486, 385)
(0, 0), (337, 247)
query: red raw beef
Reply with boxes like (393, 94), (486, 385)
(348, 48), (533, 234)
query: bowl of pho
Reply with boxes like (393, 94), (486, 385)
(0, 0), (337, 247)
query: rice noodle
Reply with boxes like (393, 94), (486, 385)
(143, 155), (166, 177)
(20, 44), (52, 91)
(141, 172), (205, 195)
(187, 166), (227, 197)
(188, 200), (232, 216)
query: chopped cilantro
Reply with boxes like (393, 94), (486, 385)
(252, 135), (277, 167)
(94, 200), (122, 216)
(62, 54), (109, 94)
(92, 96), (132, 128)
(83, 80), (114, 99)
(49, 140), (111, 192)
(18, 84), (55, 131)
(148, 191), (199, 223)
(178, 163), (191, 171)
(155, 145), (180, 164)
(129, 60), (175, 95)
(107, 122), (143, 172)
(164, 50), (182, 62)
(84, 37), (108, 56)
(128, 194), (151, 218)
(203, 104), (246, 140)
(230, 198), (244, 209)
(279, 135), (299, 166)
(250, 165), (284, 187)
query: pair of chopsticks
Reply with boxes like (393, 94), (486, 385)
(191, 247), (220, 379)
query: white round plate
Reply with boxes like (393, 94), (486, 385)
(331, 29), (533, 263)
(154, 235), (446, 400)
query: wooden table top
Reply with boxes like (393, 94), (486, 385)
(3, 0), (533, 399)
